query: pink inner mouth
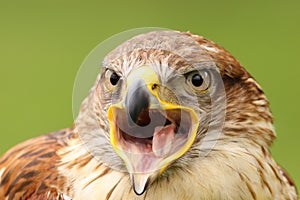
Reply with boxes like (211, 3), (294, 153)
(114, 109), (192, 158)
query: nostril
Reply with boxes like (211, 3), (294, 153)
(151, 83), (158, 90)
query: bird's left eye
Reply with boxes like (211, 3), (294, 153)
(186, 71), (209, 92)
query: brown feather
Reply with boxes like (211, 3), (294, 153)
(0, 128), (75, 199)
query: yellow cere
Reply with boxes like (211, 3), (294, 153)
(126, 66), (159, 87)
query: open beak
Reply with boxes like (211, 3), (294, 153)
(108, 66), (199, 195)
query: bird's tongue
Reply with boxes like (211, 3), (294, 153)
(152, 124), (176, 157)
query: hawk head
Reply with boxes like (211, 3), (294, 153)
(76, 30), (274, 195)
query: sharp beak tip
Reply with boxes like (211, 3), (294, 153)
(133, 187), (146, 196)
(131, 173), (151, 195)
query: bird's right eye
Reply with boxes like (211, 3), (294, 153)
(104, 69), (121, 90)
(109, 72), (120, 85)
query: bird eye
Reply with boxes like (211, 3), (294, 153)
(110, 72), (120, 85)
(104, 69), (121, 90)
(186, 71), (209, 92)
(191, 74), (203, 87)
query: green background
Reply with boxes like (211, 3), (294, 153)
(0, 0), (299, 188)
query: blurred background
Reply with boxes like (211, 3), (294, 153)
(0, 0), (299, 187)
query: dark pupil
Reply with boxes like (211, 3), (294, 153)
(191, 74), (203, 87)
(110, 72), (120, 85)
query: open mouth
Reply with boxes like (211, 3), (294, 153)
(110, 107), (193, 158)
(105, 66), (201, 195)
